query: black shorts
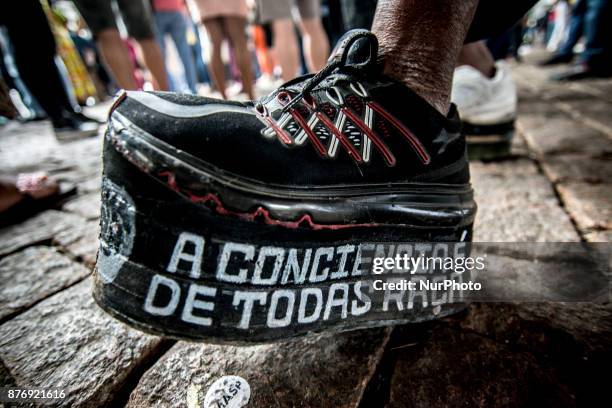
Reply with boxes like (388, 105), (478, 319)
(341, 0), (538, 42)
(467, 0), (538, 42)
(72, 0), (156, 40)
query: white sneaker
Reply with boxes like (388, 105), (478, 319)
(451, 61), (517, 126)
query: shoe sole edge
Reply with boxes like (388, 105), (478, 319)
(107, 113), (477, 228)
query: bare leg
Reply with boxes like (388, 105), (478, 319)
(137, 38), (169, 90)
(272, 19), (300, 81)
(224, 17), (255, 99)
(96, 29), (138, 90)
(299, 18), (329, 72)
(457, 41), (496, 78)
(372, 0), (480, 114)
(204, 18), (228, 99)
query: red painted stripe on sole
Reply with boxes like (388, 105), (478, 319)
(158, 171), (378, 230)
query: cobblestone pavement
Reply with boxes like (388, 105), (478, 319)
(0, 61), (611, 407)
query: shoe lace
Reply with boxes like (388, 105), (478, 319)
(279, 60), (343, 113)
(255, 30), (377, 114)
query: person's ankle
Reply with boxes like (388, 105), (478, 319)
(376, 39), (455, 116)
(382, 63), (452, 115)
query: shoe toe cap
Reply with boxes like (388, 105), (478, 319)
(110, 90), (263, 152)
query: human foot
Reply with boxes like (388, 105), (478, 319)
(52, 111), (100, 141)
(452, 61), (517, 160)
(0, 172), (58, 212)
(0, 172), (76, 227)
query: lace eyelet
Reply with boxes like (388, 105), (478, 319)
(255, 103), (268, 116)
(277, 91), (292, 105)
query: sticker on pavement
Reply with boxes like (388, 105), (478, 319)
(203, 375), (250, 408)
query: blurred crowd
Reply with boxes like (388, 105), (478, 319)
(528, 0), (612, 78)
(1, 0), (343, 139)
(1, 0), (610, 135)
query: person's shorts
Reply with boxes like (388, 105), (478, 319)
(340, 0), (538, 43)
(73, 0), (155, 40)
(467, 0), (538, 42)
(256, 0), (321, 24)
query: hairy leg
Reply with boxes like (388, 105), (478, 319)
(224, 17), (255, 99)
(96, 29), (139, 90)
(457, 41), (496, 78)
(372, 0), (479, 114)
(298, 18), (329, 72)
(203, 18), (228, 99)
(272, 19), (300, 81)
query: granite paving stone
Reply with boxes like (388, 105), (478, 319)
(0, 210), (85, 256)
(557, 182), (612, 231)
(127, 328), (391, 408)
(0, 279), (164, 408)
(470, 160), (579, 242)
(0, 246), (90, 320)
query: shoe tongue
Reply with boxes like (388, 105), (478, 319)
(328, 29), (378, 70)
